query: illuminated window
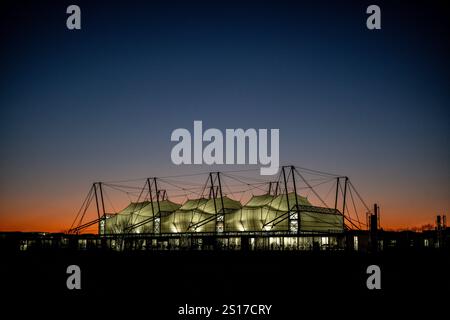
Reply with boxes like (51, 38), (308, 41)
(289, 220), (298, 232)
(289, 211), (299, 233)
(20, 240), (28, 251)
(354, 236), (358, 251)
(269, 237), (281, 250)
(99, 219), (105, 234)
(154, 217), (160, 233)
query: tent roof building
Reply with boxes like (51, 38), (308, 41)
(70, 167), (369, 250)
(105, 192), (343, 234)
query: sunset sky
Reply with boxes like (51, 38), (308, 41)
(0, 0), (448, 232)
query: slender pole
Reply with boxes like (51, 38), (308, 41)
(282, 166), (290, 210)
(334, 177), (340, 211)
(209, 172), (219, 236)
(99, 182), (106, 217)
(93, 183), (101, 234)
(99, 182), (107, 236)
(153, 178), (161, 213)
(147, 178), (155, 233)
(291, 166), (300, 233)
(217, 172), (225, 232)
(209, 173), (218, 214)
(282, 166), (290, 233)
(291, 166), (299, 210)
(342, 177), (348, 215)
(373, 203), (379, 231)
(93, 183), (100, 219)
(217, 172), (225, 212)
(153, 177), (161, 234)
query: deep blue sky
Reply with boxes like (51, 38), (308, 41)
(0, 0), (448, 230)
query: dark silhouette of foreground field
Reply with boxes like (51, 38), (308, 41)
(1, 249), (448, 318)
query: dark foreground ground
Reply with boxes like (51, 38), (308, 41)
(1, 249), (448, 318)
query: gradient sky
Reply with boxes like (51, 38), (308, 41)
(0, 0), (449, 232)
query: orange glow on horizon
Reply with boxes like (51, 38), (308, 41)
(0, 195), (443, 233)
(1, 170), (447, 234)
